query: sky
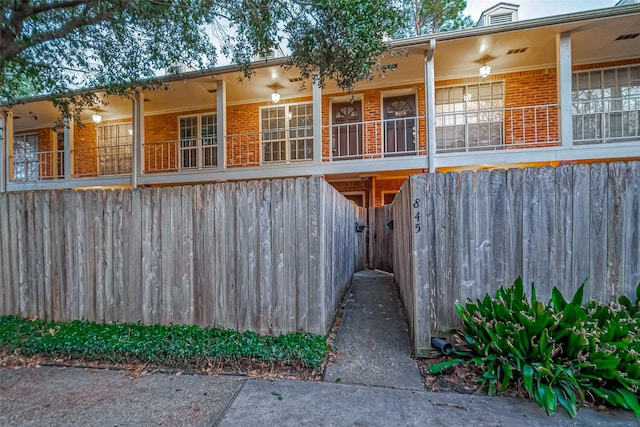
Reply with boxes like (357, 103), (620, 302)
(464, 0), (619, 22)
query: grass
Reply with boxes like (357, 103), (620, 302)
(0, 315), (330, 373)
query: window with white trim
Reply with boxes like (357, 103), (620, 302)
(13, 133), (39, 181)
(179, 113), (217, 169)
(261, 103), (313, 163)
(97, 123), (132, 175)
(435, 82), (504, 152)
(572, 65), (640, 144)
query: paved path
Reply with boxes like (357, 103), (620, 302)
(1, 367), (636, 426)
(322, 269), (424, 390)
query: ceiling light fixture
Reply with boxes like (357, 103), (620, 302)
(479, 63), (491, 78)
(92, 113), (102, 123)
(268, 82), (283, 104)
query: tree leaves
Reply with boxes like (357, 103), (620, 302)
(1, 0), (404, 115)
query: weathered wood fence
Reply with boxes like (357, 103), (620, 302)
(0, 177), (362, 335)
(369, 204), (394, 272)
(393, 162), (640, 355)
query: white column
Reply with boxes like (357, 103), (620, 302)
(132, 89), (144, 188)
(557, 32), (573, 149)
(0, 110), (11, 192)
(312, 77), (323, 165)
(63, 118), (74, 179)
(424, 40), (437, 173)
(216, 80), (226, 169)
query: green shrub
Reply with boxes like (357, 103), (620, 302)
(0, 316), (329, 371)
(429, 278), (640, 418)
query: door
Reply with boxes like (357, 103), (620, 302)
(332, 101), (363, 159)
(383, 95), (416, 155)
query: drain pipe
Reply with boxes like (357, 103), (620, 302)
(431, 337), (453, 355)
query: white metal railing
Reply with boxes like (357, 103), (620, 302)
(142, 139), (218, 173)
(73, 144), (132, 178)
(225, 127), (314, 168)
(435, 104), (560, 153)
(10, 150), (64, 182)
(323, 116), (427, 161)
(572, 96), (640, 145)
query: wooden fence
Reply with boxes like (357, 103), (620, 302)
(369, 204), (394, 272)
(0, 177), (360, 335)
(393, 162), (640, 355)
(355, 207), (367, 271)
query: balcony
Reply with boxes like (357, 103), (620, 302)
(435, 104), (560, 153)
(323, 116), (428, 161)
(6, 99), (640, 190)
(573, 96), (640, 145)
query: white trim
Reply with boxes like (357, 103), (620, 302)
(381, 190), (398, 205)
(259, 102), (314, 164)
(342, 190), (367, 207)
(177, 112), (219, 170)
(380, 90), (420, 155)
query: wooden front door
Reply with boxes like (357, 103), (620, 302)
(383, 95), (416, 155)
(332, 101), (363, 159)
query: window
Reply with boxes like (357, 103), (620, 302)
(572, 66), (640, 144)
(435, 82), (504, 152)
(97, 123), (132, 175)
(13, 133), (39, 181)
(261, 103), (313, 163)
(179, 113), (217, 169)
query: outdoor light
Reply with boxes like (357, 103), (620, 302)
(92, 113), (102, 123)
(479, 63), (491, 78)
(271, 90), (281, 104)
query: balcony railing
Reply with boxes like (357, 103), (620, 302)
(323, 116), (428, 161)
(572, 96), (640, 145)
(72, 144), (132, 178)
(10, 150), (64, 182)
(143, 139), (218, 174)
(435, 104), (560, 153)
(225, 127), (314, 168)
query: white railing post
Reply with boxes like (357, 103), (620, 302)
(216, 80), (226, 170)
(424, 40), (436, 172)
(557, 32), (573, 149)
(0, 110), (10, 192)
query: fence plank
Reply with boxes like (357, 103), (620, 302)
(555, 165), (574, 296)
(505, 168), (523, 287)
(606, 163), (626, 301)
(283, 179), (297, 334)
(489, 169), (508, 287)
(129, 189), (143, 323)
(590, 163), (609, 302)
(572, 164), (591, 292)
(0, 193), (10, 313)
(294, 178), (309, 332)
(624, 162), (640, 296)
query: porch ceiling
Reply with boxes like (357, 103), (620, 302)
(9, 8), (640, 133)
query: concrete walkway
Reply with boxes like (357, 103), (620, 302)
(323, 269), (424, 390)
(1, 367), (636, 426)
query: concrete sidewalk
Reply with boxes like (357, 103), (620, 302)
(1, 366), (636, 426)
(323, 269), (423, 390)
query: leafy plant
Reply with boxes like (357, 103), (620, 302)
(0, 317), (329, 371)
(429, 278), (640, 418)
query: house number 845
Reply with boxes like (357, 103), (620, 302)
(413, 199), (421, 233)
